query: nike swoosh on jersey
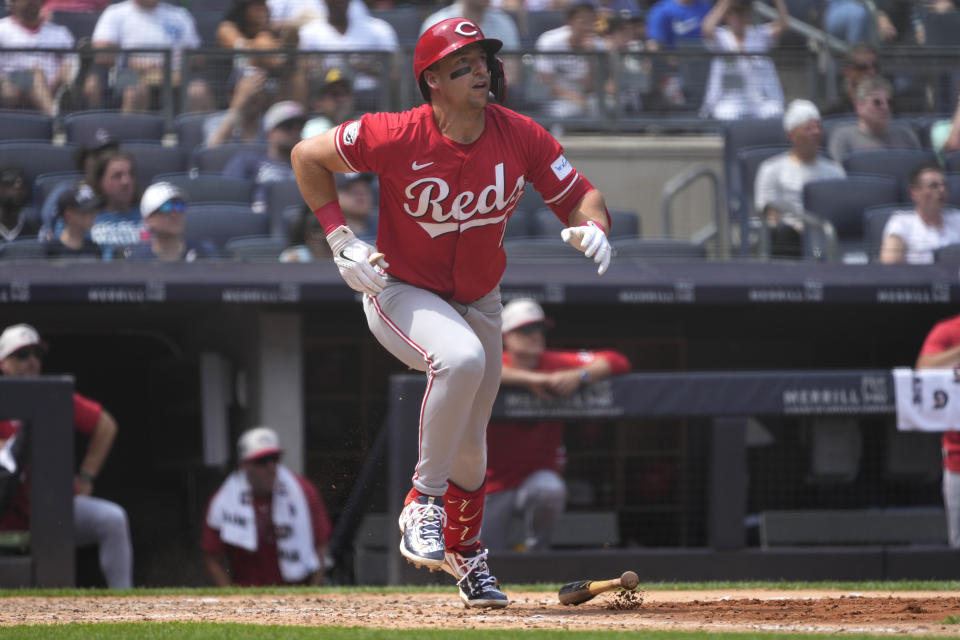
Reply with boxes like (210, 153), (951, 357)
(412, 161), (434, 170)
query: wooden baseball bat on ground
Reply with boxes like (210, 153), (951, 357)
(558, 570), (639, 605)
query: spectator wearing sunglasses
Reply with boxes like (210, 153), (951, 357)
(126, 182), (217, 262)
(223, 100), (307, 208)
(0, 323), (133, 588)
(827, 75), (919, 163)
(482, 299), (631, 552)
(201, 426), (333, 586)
(821, 43), (880, 117)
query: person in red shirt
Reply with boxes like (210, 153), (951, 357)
(291, 18), (612, 609)
(0, 323), (133, 588)
(915, 313), (960, 548)
(484, 299), (631, 551)
(202, 426), (332, 586)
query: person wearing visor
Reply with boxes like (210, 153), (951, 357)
(201, 427), (332, 586)
(126, 182), (217, 262)
(292, 17), (613, 608)
(0, 323), (133, 588)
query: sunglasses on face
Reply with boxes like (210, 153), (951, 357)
(9, 345), (45, 361)
(251, 454), (281, 466)
(869, 97), (889, 107)
(156, 199), (186, 214)
(514, 323), (548, 335)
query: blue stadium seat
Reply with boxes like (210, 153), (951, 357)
(33, 170), (83, 211)
(841, 148), (939, 199)
(185, 203), (269, 249)
(263, 179), (304, 237)
(520, 10), (565, 47)
(0, 238), (46, 260)
(944, 152), (960, 174)
(921, 11), (960, 46)
(935, 243), (960, 263)
(193, 10), (224, 46)
(506, 208), (536, 238)
(372, 7), (424, 47)
(612, 237), (707, 260)
(50, 10), (100, 44)
(0, 110), (53, 142)
(0, 142), (78, 205)
(947, 172), (960, 206)
(503, 237), (582, 262)
(515, 187), (545, 215)
(63, 111), (167, 145)
(152, 172), (254, 204)
(192, 143), (267, 174)
(533, 208), (639, 238)
(802, 175), (900, 259)
(174, 112), (213, 153)
(225, 235), (288, 261)
(121, 143), (188, 187)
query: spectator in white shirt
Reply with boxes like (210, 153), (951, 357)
(535, 2), (607, 121)
(700, 0), (787, 121)
(880, 163), (960, 264)
(298, 0), (397, 109)
(0, 0), (76, 114)
(91, 0), (213, 112)
(754, 99), (846, 258)
(420, 0), (521, 51)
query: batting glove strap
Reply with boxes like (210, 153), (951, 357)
(561, 220), (612, 276)
(326, 225), (387, 296)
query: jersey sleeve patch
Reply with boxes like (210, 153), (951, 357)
(342, 120), (361, 145)
(551, 154), (573, 181)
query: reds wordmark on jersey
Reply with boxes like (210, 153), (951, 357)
(334, 103), (593, 303)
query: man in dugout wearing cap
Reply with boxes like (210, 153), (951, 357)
(0, 323), (133, 588)
(202, 426), (332, 586)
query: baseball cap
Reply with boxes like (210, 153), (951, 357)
(140, 182), (187, 218)
(238, 426), (283, 462)
(319, 67), (352, 94)
(57, 183), (102, 217)
(501, 298), (553, 334)
(783, 99), (821, 133)
(263, 100), (307, 133)
(74, 125), (118, 152)
(0, 323), (45, 361)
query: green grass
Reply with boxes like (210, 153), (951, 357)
(3, 625), (960, 640)
(2, 580), (959, 598)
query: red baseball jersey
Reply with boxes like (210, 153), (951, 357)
(0, 392), (102, 531)
(333, 103), (594, 303)
(201, 473), (333, 586)
(486, 349), (632, 493)
(919, 313), (960, 472)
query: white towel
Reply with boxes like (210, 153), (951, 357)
(893, 367), (960, 432)
(207, 465), (320, 582)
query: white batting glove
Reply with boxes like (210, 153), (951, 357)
(560, 220), (612, 275)
(326, 225), (389, 296)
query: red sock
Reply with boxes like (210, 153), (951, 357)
(443, 481), (485, 552)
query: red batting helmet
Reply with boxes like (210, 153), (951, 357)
(413, 18), (506, 104)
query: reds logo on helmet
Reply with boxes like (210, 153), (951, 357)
(413, 17), (506, 104)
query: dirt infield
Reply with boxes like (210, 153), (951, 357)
(2, 590), (960, 633)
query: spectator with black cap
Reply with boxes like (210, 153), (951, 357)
(302, 67), (356, 139)
(126, 181), (217, 262)
(45, 183), (103, 259)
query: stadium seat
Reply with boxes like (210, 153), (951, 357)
(63, 111), (167, 145)
(0, 238), (46, 260)
(152, 172), (254, 204)
(514, 187), (546, 216)
(521, 10), (565, 47)
(734, 144), (791, 222)
(863, 203), (911, 262)
(935, 243), (960, 263)
(50, 10), (100, 43)
(0, 142), (78, 205)
(944, 152), (960, 174)
(533, 208), (639, 238)
(263, 179), (304, 236)
(841, 149), (939, 198)
(33, 171), (83, 214)
(506, 208), (536, 238)
(192, 142), (267, 174)
(612, 237), (707, 260)
(225, 235), (288, 261)
(121, 144), (188, 188)
(185, 203), (269, 250)
(503, 237), (583, 262)
(802, 175), (900, 260)
(723, 119), (788, 246)
(947, 173), (960, 207)
(174, 112), (213, 153)
(820, 114), (858, 143)
(193, 10), (224, 46)
(371, 7), (424, 47)
(921, 11), (960, 46)
(0, 110), (53, 142)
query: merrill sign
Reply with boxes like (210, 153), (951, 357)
(781, 375), (891, 414)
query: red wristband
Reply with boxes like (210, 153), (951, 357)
(583, 219), (607, 235)
(313, 201), (347, 235)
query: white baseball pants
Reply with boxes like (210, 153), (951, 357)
(481, 469), (566, 551)
(364, 280), (502, 496)
(943, 468), (960, 548)
(74, 494), (133, 588)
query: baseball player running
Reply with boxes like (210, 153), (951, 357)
(292, 18), (612, 608)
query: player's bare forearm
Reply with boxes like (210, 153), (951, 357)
(917, 344), (960, 369)
(81, 410), (117, 479)
(202, 553), (233, 587)
(566, 189), (610, 231)
(291, 128), (353, 210)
